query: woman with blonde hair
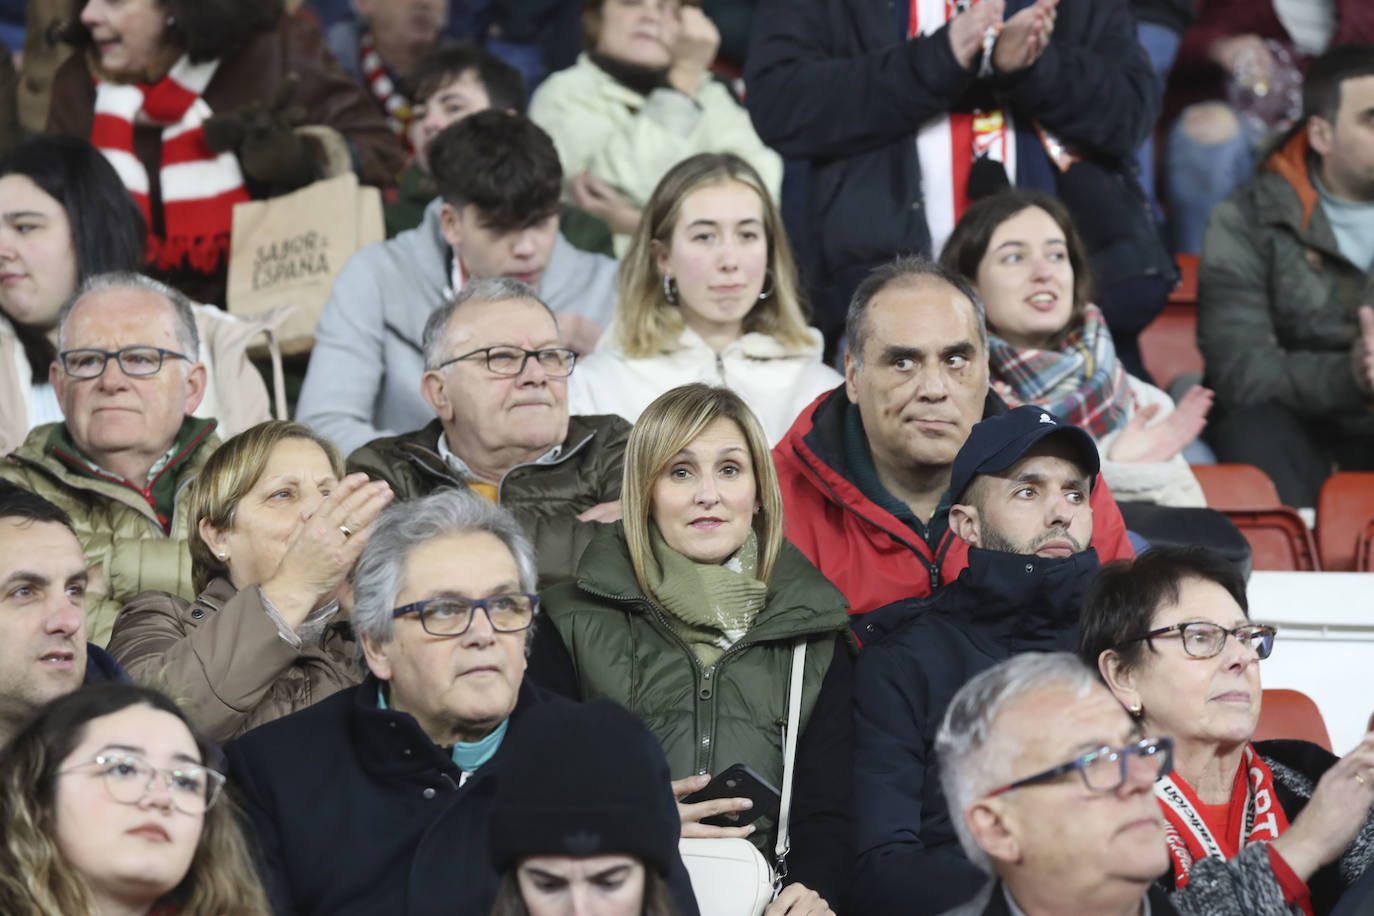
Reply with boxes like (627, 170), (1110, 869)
(543, 383), (853, 916)
(0, 683), (270, 916)
(108, 420), (393, 743)
(569, 154), (839, 445)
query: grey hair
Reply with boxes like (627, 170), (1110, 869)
(351, 488), (539, 652)
(844, 255), (987, 366)
(421, 278), (560, 370)
(935, 652), (1098, 873)
(57, 271), (200, 358)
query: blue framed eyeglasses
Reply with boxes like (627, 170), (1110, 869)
(984, 735), (1174, 797)
(391, 593), (538, 637)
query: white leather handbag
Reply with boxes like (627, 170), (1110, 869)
(679, 640), (807, 916)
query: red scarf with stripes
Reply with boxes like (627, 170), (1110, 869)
(360, 30), (414, 154)
(91, 54), (251, 275)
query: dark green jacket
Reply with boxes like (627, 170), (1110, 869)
(541, 523), (855, 903)
(346, 415), (630, 586)
(1198, 129), (1374, 437)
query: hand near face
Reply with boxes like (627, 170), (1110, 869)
(666, 6), (721, 98)
(570, 170), (643, 237)
(260, 474), (393, 628)
(947, 0), (1005, 71)
(576, 500), (623, 523)
(671, 774), (756, 839)
(1269, 731), (1374, 882)
(1106, 386), (1213, 465)
(1351, 305), (1374, 398)
(992, 0), (1058, 74)
(1208, 33), (1273, 86)
(556, 312), (604, 357)
(764, 883), (835, 916)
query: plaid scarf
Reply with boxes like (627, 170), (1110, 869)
(360, 30), (414, 154)
(91, 54), (250, 274)
(986, 303), (1130, 440)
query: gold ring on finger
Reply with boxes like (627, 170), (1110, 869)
(339, 523), (354, 539)
(1358, 772), (1367, 786)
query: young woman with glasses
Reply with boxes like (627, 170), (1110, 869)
(0, 683), (269, 916)
(1078, 546), (1374, 916)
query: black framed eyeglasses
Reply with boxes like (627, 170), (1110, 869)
(1116, 622), (1277, 660)
(437, 346), (576, 378)
(59, 346), (190, 379)
(57, 753), (226, 815)
(984, 735), (1174, 798)
(391, 593), (538, 637)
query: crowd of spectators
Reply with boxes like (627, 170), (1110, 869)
(0, 1), (1372, 915)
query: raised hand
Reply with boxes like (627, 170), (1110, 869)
(947, 0), (1005, 70)
(1351, 305), (1374, 398)
(992, 0), (1058, 73)
(1107, 386), (1214, 464)
(1270, 730), (1374, 882)
(666, 5), (721, 98)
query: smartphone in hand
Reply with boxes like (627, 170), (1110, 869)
(681, 763), (781, 828)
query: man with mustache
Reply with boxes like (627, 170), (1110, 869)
(346, 278), (629, 588)
(849, 405), (1104, 914)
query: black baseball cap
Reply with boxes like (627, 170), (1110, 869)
(948, 405), (1101, 504)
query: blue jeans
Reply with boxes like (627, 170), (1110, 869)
(1165, 104), (1258, 255)
(1133, 22), (1181, 226)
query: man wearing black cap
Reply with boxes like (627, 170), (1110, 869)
(849, 405), (1105, 916)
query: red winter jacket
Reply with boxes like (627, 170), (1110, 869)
(773, 387), (1135, 618)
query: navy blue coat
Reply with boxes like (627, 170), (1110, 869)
(225, 675), (699, 916)
(850, 547), (1101, 916)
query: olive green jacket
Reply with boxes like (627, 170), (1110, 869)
(541, 523), (851, 859)
(346, 415), (631, 587)
(0, 419), (220, 647)
(1199, 128), (1374, 437)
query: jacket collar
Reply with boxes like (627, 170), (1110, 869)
(388, 417), (601, 490)
(1263, 128), (1322, 234)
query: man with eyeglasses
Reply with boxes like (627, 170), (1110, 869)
(0, 272), (217, 646)
(347, 278), (631, 587)
(224, 488), (700, 916)
(296, 110), (619, 457)
(933, 652), (1183, 916)
(850, 405), (1106, 914)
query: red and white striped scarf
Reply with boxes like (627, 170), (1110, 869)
(360, 30), (414, 154)
(91, 54), (250, 274)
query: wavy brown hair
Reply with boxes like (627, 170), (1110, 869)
(615, 152), (814, 358)
(0, 684), (270, 916)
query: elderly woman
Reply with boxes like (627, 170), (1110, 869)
(0, 683), (270, 916)
(544, 383), (853, 916)
(108, 421), (393, 743)
(569, 154), (838, 446)
(0, 134), (280, 454)
(940, 189), (1211, 507)
(487, 699), (685, 916)
(47, 0), (404, 305)
(528, 0), (780, 253)
(1079, 546), (1374, 915)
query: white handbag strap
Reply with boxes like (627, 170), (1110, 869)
(775, 638), (806, 862)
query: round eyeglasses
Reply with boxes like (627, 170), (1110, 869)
(436, 346), (576, 378)
(391, 593), (538, 637)
(58, 753), (226, 815)
(984, 735), (1174, 797)
(1116, 622), (1277, 660)
(58, 347), (191, 379)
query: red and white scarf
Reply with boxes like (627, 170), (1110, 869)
(1155, 745), (1310, 914)
(91, 54), (250, 274)
(360, 30), (414, 153)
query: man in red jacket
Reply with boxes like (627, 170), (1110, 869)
(773, 256), (1134, 618)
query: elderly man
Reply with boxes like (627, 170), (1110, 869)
(296, 110), (619, 456)
(0, 482), (126, 744)
(347, 278), (629, 586)
(225, 488), (699, 916)
(934, 652), (1180, 916)
(851, 405), (1104, 914)
(773, 256), (1133, 617)
(0, 272), (216, 646)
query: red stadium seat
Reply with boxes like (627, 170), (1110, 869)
(1255, 689), (1332, 751)
(1139, 304), (1204, 394)
(1192, 466), (1318, 570)
(1192, 464), (1283, 510)
(1316, 472), (1374, 571)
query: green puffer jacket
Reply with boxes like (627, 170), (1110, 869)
(0, 419), (219, 648)
(541, 523), (850, 861)
(346, 415), (631, 587)
(1199, 128), (1374, 438)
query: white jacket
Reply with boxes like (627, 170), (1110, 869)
(568, 326), (841, 445)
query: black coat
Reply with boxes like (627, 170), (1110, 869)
(744, 0), (1159, 336)
(942, 879), (1182, 915)
(225, 675), (700, 916)
(850, 547), (1101, 916)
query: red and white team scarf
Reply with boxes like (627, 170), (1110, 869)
(1155, 744), (1310, 915)
(91, 54), (250, 274)
(360, 30), (414, 153)
(909, 0), (1014, 255)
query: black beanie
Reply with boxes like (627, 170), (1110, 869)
(488, 699), (680, 877)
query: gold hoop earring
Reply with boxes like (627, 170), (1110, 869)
(663, 274), (679, 305)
